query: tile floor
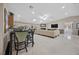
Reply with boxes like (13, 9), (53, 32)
(13, 34), (79, 55)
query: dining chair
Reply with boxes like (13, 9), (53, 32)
(14, 31), (28, 55)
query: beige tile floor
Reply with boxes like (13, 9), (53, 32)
(13, 34), (79, 55)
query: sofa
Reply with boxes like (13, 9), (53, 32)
(35, 29), (60, 38)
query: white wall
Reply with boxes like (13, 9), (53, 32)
(0, 4), (4, 54)
(0, 4), (11, 55)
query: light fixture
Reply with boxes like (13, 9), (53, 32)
(39, 14), (48, 20)
(43, 18), (47, 20)
(62, 6), (65, 9)
(39, 16), (43, 19)
(33, 19), (36, 22)
(32, 11), (35, 14)
(43, 14), (48, 20)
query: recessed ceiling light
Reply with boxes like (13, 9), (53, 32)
(32, 11), (35, 14)
(33, 19), (36, 22)
(62, 6), (65, 9)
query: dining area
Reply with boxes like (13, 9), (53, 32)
(5, 26), (35, 55)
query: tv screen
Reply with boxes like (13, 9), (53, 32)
(51, 24), (58, 28)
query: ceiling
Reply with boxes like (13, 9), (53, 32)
(4, 3), (79, 24)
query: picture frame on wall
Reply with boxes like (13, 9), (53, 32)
(4, 8), (7, 33)
(76, 23), (79, 29)
(4, 8), (8, 33)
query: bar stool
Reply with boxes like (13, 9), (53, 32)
(14, 31), (28, 55)
(27, 29), (35, 47)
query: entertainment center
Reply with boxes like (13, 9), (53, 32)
(40, 24), (58, 30)
(35, 23), (60, 38)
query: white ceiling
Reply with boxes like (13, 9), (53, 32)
(4, 3), (79, 24)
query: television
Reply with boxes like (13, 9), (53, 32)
(51, 24), (58, 28)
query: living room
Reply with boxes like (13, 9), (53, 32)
(1, 3), (79, 55)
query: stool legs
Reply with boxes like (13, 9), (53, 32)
(25, 42), (28, 52)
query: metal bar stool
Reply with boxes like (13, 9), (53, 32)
(27, 29), (35, 47)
